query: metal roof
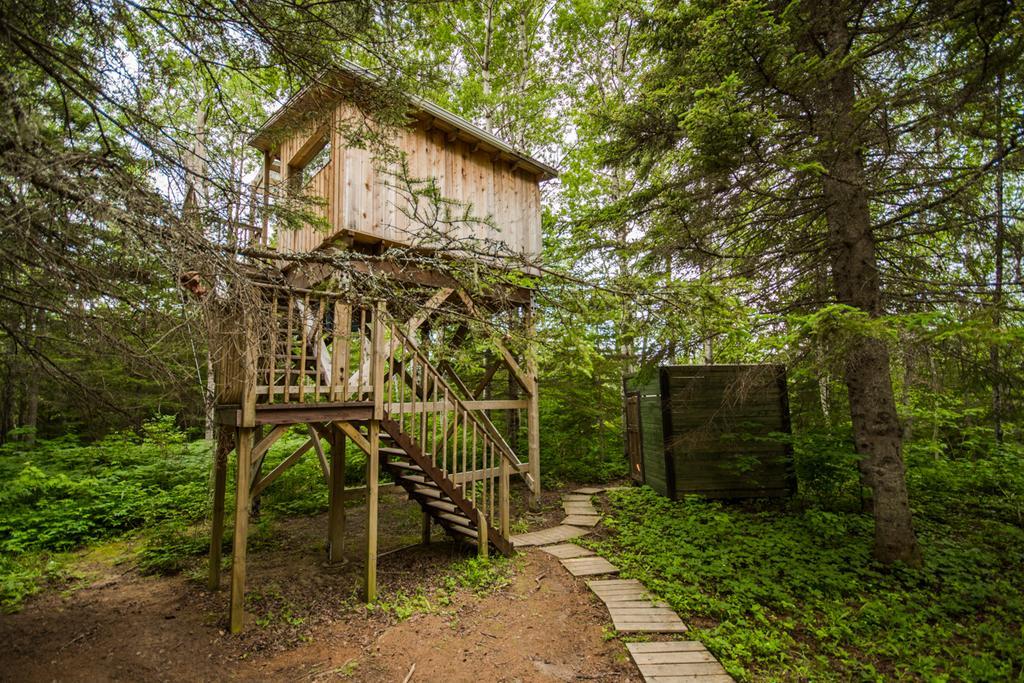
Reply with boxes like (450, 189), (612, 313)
(249, 60), (558, 180)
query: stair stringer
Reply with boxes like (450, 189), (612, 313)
(380, 418), (513, 556)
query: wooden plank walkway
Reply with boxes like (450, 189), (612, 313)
(588, 580), (687, 633)
(626, 642), (734, 682)
(560, 556), (619, 577)
(514, 487), (731, 681)
(539, 543), (595, 559)
(511, 524), (590, 547)
(563, 514), (601, 527)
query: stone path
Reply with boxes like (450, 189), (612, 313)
(510, 486), (735, 682)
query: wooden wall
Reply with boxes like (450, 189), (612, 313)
(273, 103), (543, 262)
(631, 374), (669, 497)
(628, 365), (795, 499)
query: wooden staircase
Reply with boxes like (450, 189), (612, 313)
(379, 420), (512, 555)
(375, 318), (516, 556)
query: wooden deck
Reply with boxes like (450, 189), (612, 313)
(215, 402), (373, 426)
(626, 642), (734, 682)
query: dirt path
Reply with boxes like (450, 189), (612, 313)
(0, 489), (639, 682)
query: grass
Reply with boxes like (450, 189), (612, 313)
(589, 486), (1024, 681)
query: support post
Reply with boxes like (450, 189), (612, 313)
(364, 420), (380, 602)
(477, 509), (489, 560)
(421, 511), (431, 545)
(328, 425), (346, 563)
(230, 427), (254, 633)
(207, 428), (231, 590)
(525, 305), (541, 507)
(499, 455), (510, 538)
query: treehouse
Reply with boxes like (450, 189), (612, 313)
(206, 64), (555, 632)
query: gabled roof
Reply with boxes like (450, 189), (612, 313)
(249, 60), (558, 180)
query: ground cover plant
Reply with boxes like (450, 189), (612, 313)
(0, 418), (367, 609)
(590, 478), (1024, 681)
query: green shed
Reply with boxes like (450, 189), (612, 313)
(624, 364), (795, 499)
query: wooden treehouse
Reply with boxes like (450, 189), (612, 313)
(207, 65), (557, 632)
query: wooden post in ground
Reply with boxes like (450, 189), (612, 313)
(499, 455), (510, 538)
(327, 424), (346, 562)
(421, 511), (431, 545)
(230, 426), (254, 633)
(364, 420), (379, 602)
(525, 305), (541, 508)
(208, 428), (232, 590)
(477, 510), (489, 560)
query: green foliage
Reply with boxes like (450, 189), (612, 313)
(592, 486), (1024, 681)
(0, 418), (355, 606)
(443, 555), (511, 596)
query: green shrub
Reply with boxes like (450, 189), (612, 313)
(592, 486), (1024, 681)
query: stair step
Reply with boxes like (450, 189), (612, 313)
(386, 461), (422, 474)
(380, 446), (407, 457)
(425, 500), (459, 514)
(443, 523), (478, 540)
(399, 474), (429, 485)
(436, 511), (473, 526)
(412, 486), (443, 499)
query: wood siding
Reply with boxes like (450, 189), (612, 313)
(630, 374), (668, 497)
(274, 104), (543, 262)
(664, 365), (794, 498)
(628, 365), (794, 499)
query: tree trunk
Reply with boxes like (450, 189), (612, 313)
(816, 11), (921, 566)
(991, 73), (1005, 445)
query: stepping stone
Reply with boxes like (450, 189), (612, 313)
(626, 642), (733, 682)
(563, 514), (601, 527)
(560, 556), (619, 577)
(540, 543), (595, 559)
(562, 494), (592, 502)
(574, 487), (604, 494)
(563, 502), (597, 514)
(511, 524), (590, 547)
(588, 579), (688, 633)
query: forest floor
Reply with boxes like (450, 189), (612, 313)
(0, 486), (640, 682)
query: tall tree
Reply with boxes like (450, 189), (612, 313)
(602, 0), (1024, 564)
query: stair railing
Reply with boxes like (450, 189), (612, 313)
(378, 313), (511, 539)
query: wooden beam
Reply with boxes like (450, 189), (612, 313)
(455, 289), (532, 394)
(214, 403), (373, 426)
(308, 425), (331, 485)
(449, 462), (528, 484)
(406, 287), (454, 337)
(208, 429), (232, 591)
(328, 426), (346, 563)
(251, 437), (315, 498)
(365, 420), (380, 602)
(335, 420), (374, 456)
(471, 360), (502, 399)
(525, 307), (541, 505)
(461, 399), (529, 411)
(249, 424), (289, 485)
(286, 122), (330, 170)
(230, 427), (253, 633)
